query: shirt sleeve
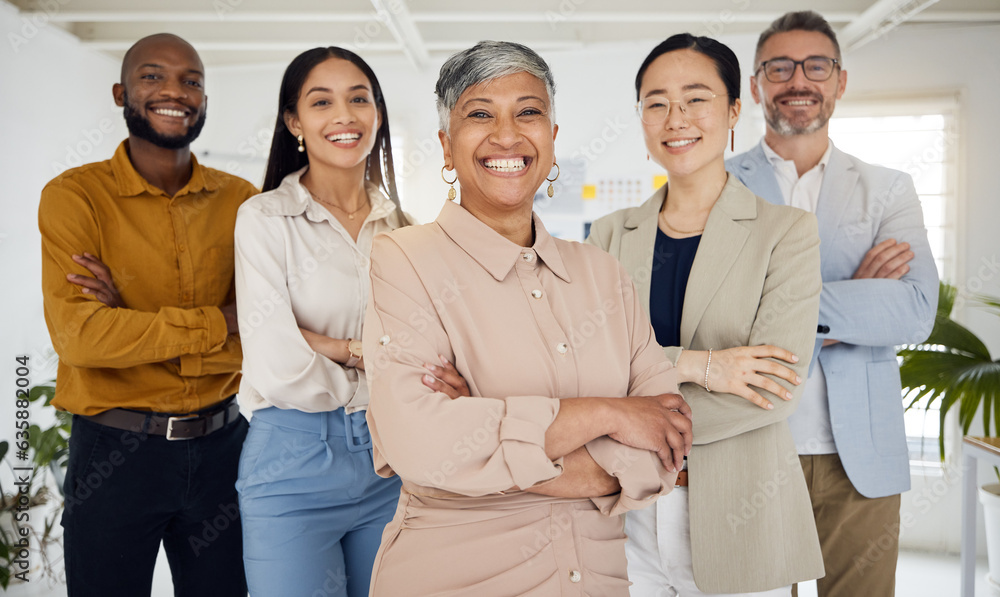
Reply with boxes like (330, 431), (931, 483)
(688, 211), (823, 445)
(233, 205), (364, 412)
(584, 264), (679, 514)
(39, 179), (230, 369)
(364, 234), (564, 496)
(817, 172), (939, 347)
(177, 328), (243, 376)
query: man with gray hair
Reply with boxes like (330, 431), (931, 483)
(727, 11), (938, 596)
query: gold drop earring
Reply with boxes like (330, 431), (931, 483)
(441, 166), (458, 201)
(297, 135), (305, 153)
(546, 163), (560, 198)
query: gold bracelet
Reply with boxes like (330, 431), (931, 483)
(704, 348), (713, 392)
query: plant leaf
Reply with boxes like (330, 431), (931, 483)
(896, 281), (1000, 459)
(27, 382), (56, 404)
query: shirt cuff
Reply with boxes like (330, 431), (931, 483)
(344, 370), (369, 414)
(500, 395), (562, 490)
(585, 436), (676, 516)
(202, 306), (230, 353)
(663, 346), (683, 367)
(178, 353), (203, 377)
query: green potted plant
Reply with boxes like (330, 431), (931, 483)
(899, 281), (1000, 458)
(898, 280), (1000, 588)
(1, 381), (71, 589)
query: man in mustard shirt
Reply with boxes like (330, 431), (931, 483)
(39, 33), (256, 596)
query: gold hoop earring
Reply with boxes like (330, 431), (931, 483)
(297, 135), (305, 153)
(441, 166), (458, 201)
(545, 162), (560, 198)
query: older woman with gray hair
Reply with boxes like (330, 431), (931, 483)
(362, 40), (693, 596)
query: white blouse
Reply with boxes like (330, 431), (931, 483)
(234, 167), (407, 413)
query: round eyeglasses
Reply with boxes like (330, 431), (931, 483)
(756, 57), (840, 83)
(637, 90), (722, 126)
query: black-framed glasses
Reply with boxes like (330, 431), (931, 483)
(756, 57), (840, 83)
(636, 90), (722, 126)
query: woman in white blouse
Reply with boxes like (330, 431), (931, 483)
(233, 47), (408, 597)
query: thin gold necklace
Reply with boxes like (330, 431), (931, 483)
(308, 189), (370, 220)
(659, 209), (705, 235)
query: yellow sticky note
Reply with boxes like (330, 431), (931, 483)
(581, 184), (597, 200)
(653, 175), (668, 189)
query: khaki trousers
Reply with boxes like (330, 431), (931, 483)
(792, 454), (901, 597)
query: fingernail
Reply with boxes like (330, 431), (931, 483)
(795, 376), (802, 384)
(785, 391), (793, 400)
(438, 355), (449, 366)
(791, 355), (799, 362)
(422, 374), (435, 384)
(766, 402), (774, 409)
(423, 363), (438, 372)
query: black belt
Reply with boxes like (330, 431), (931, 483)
(84, 396), (240, 441)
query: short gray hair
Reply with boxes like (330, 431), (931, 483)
(435, 40), (556, 132)
(755, 11), (842, 67)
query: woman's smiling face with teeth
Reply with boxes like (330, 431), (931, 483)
(639, 49), (739, 180)
(284, 57), (380, 173)
(439, 71), (557, 217)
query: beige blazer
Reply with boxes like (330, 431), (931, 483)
(587, 175), (825, 593)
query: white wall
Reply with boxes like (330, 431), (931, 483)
(3, 0), (999, 568)
(0, 2), (118, 434)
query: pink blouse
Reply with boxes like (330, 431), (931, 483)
(363, 200), (679, 596)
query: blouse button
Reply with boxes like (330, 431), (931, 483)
(378, 335), (391, 346)
(556, 343), (568, 354)
(531, 289), (543, 299)
(569, 570), (581, 583)
(521, 251), (535, 262)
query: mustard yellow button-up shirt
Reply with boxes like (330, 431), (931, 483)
(40, 141), (258, 415)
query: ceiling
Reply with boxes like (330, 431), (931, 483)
(11, 0), (1000, 69)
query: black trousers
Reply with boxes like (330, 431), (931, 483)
(61, 413), (249, 597)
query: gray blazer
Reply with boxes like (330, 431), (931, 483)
(727, 143), (939, 498)
(586, 175), (825, 593)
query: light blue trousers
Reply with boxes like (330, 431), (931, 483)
(236, 407), (401, 597)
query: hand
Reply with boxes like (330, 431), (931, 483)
(525, 447), (620, 498)
(67, 252), (125, 308)
(220, 302), (239, 335)
(608, 393), (692, 472)
(422, 356), (471, 399)
(853, 239), (913, 280)
(704, 346), (801, 410)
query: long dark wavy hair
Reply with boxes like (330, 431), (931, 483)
(262, 47), (404, 222)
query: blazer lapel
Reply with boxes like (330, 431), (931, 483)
(680, 177), (754, 347)
(815, 146), (859, 264)
(618, 187), (665, 313)
(733, 144), (785, 207)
